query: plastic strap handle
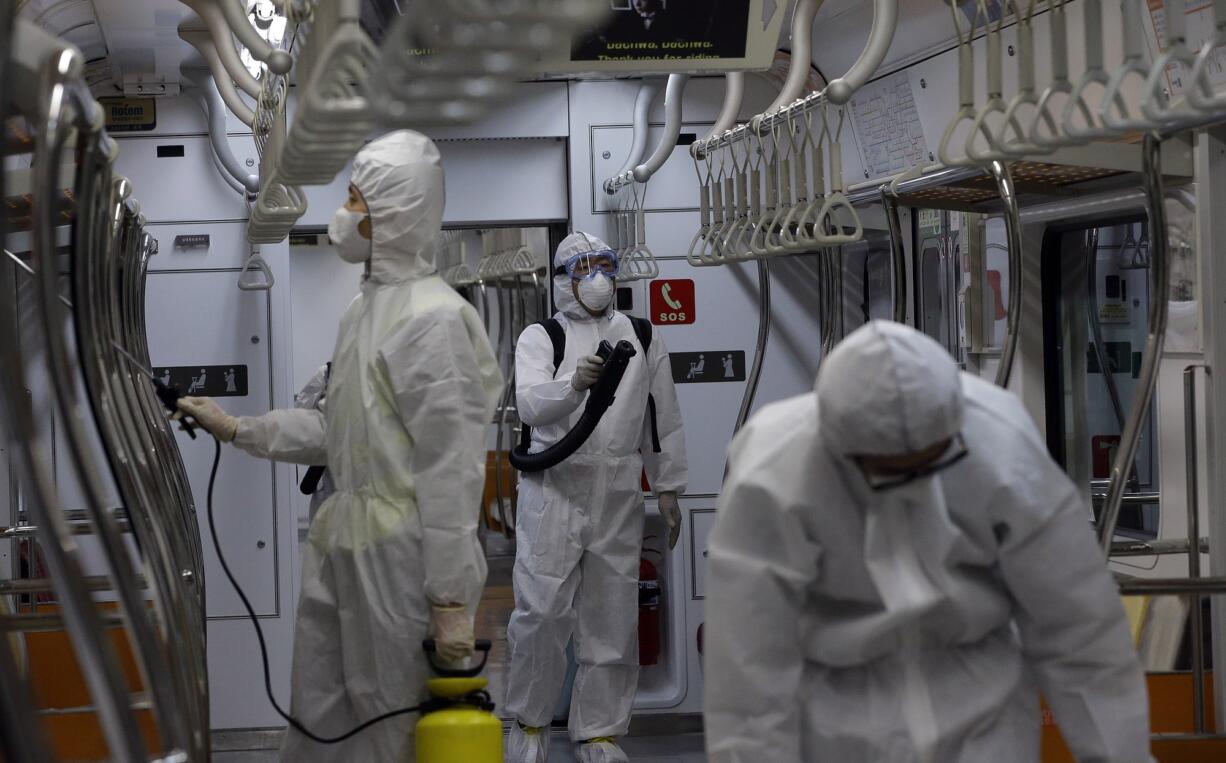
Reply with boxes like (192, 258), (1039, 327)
(1050, 0), (1069, 85)
(1100, 0), (1152, 129)
(937, 4), (980, 165)
(1062, 0), (1113, 139)
(967, 2), (1007, 162)
(1188, 0), (1226, 108)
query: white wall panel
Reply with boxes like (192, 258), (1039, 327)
(111, 135), (255, 223)
(144, 221), (253, 271)
(146, 270), (279, 618)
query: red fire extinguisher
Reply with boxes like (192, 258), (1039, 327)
(639, 545), (663, 666)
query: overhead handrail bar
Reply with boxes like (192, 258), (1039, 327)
(694, 72), (745, 159)
(177, 0), (262, 97)
(181, 67), (260, 193)
(178, 22), (256, 126)
(696, 0), (897, 155)
(758, 0), (821, 119)
(825, 0), (898, 105)
(213, 0), (292, 74)
(1097, 133), (1170, 551)
(605, 80), (663, 193)
(633, 74), (689, 183)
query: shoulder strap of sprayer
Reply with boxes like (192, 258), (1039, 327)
(517, 316), (661, 458)
(629, 317), (662, 454)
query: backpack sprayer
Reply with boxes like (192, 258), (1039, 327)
(155, 378), (504, 760)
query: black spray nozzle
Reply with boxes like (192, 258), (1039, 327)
(509, 338), (636, 473)
(154, 378), (197, 439)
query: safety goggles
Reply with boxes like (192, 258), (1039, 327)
(854, 434), (969, 492)
(553, 249), (620, 280)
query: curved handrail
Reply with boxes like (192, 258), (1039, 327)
(178, 0), (262, 97)
(757, 0), (820, 119)
(179, 24), (256, 125)
(605, 80), (662, 193)
(1098, 133), (1170, 551)
(633, 74), (689, 183)
(214, 0), (293, 74)
(989, 160), (1022, 388)
(825, 0), (899, 105)
(181, 68), (260, 193)
(694, 72), (744, 158)
(0, 10), (75, 763)
(10, 39), (150, 762)
(880, 186), (908, 323)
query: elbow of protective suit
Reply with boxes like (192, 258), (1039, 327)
(516, 377), (586, 428)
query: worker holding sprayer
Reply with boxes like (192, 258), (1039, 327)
(177, 130), (503, 761)
(505, 232), (688, 763)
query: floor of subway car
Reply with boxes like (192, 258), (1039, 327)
(212, 536), (708, 760)
(211, 731), (708, 761)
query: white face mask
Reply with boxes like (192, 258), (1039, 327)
(328, 206), (371, 263)
(576, 273), (615, 313)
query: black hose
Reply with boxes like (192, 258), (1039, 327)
(203, 435), (425, 744)
(509, 339), (637, 473)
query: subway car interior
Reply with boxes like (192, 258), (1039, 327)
(4, 0), (1226, 761)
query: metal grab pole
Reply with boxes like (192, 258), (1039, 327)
(1184, 365), (1208, 733)
(1086, 228), (1127, 428)
(989, 160), (1022, 388)
(1099, 133), (1170, 551)
(0, 3), (55, 760)
(34, 97), (189, 754)
(734, 259), (772, 434)
(881, 187), (908, 323)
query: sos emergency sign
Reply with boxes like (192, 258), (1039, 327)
(649, 279), (695, 325)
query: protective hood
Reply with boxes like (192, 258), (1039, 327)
(815, 321), (963, 456)
(351, 130), (445, 284)
(553, 231), (613, 321)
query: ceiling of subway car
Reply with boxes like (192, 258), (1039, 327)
(15, 0), (967, 99)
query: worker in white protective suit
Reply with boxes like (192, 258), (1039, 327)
(703, 320), (1152, 763)
(176, 131), (503, 762)
(505, 232), (687, 763)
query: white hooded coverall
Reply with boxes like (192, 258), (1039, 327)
(505, 233), (687, 742)
(704, 321), (1151, 763)
(229, 131), (503, 761)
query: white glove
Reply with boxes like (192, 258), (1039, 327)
(571, 354), (606, 392)
(175, 396), (239, 442)
(658, 491), (681, 550)
(430, 604), (475, 663)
